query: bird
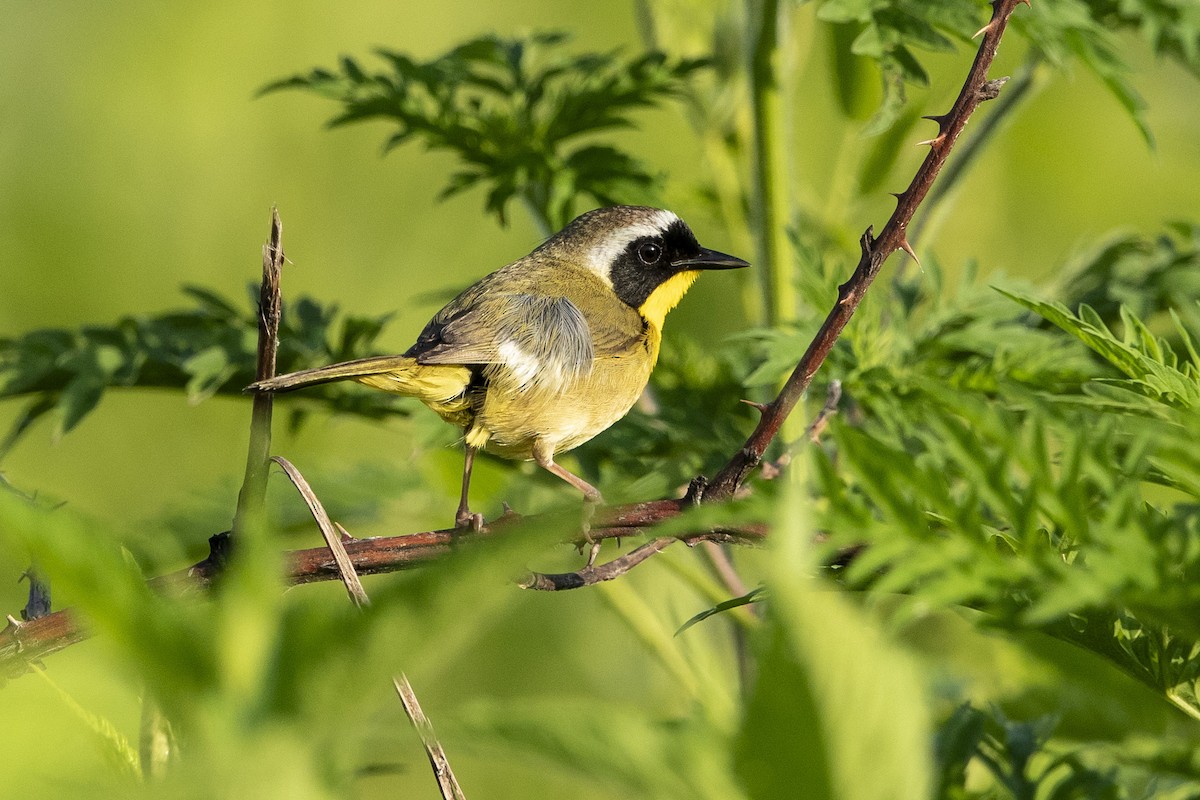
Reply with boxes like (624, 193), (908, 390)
(249, 205), (748, 541)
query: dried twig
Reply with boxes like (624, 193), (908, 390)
(705, 0), (1026, 500)
(393, 675), (468, 800)
(273, 456), (370, 607)
(805, 379), (842, 444)
(232, 207), (284, 535)
(521, 537), (678, 591)
(277, 457), (466, 800)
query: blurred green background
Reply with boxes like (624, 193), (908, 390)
(3, 1), (1200, 798)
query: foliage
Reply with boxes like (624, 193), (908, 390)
(816, 0), (981, 134)
(263, 32), (707, 233)
(5, 3), (1200, 800)
(0, 285), (405, 454)
(806, 0), (1200, 137)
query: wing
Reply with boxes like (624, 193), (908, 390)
(408, 292), (594, 393)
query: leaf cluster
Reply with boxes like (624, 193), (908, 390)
(810, 0), (1199, 137)
(263, 32), (707, 232)
(0, 286), (404, 454)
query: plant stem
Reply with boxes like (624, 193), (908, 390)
(707, 1), (1026, 499)
(749, 0), (796, 326)
(232, 208), (284, 536)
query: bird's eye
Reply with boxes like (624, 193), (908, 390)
(637, 241), (663, 265)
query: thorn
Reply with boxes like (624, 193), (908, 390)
(899, 237), (921, 266)
(972, 21), (994, 39)
(4, 614), (22, 632)
(334, 522), (356, 543)
(739, 398), (770, 415)
(916, 136), (941, 147)
(921, 113), (950, 128)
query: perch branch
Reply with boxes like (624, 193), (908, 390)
(0, 502), (767, 672)
(705, 0), (1026, 500)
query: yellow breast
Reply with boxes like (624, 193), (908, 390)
(637, 270), (699, 331)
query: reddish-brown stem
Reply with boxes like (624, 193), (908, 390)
(706, 0), (1023, 500)
(0, 503), (767, 670)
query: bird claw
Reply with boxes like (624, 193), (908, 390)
(577, 496), (603, 567)
(583, 539), (601, 568)
(454, 511), (485, 532)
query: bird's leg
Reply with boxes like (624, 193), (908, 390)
(455, 443), (484, 531)
(533, 444), (604, 567)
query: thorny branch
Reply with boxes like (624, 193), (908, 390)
(705, 0), (1026, 499)
(0, 0), (1026, 672)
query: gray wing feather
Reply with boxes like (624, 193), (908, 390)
(416, 294), (594, 392)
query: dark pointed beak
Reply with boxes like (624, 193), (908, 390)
(672, 247), (751, 270)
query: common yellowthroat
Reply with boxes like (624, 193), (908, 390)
(250, 205), (748, 530)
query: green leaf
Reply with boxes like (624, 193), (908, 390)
(736, 582), (933, 800)
(182, 345), (235, 404)
(265, 32), (706, 229)
(677, 588), (766, 635)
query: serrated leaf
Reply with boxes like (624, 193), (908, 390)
(54, 364), (107, 438)
(264, 32), (706, 230)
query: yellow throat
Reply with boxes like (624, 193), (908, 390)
(637, 270), (699, 330)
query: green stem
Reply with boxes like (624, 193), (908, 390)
(750, 0), (795, 326)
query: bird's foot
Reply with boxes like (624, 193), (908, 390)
(578, 493), (603, 567)
(454, 510), (485, 532)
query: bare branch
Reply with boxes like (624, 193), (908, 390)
(273, 456), (370, 608)
(233, 207), (284, 535)
(520, 536), (678, 591)
(705, 0), (1027, 500)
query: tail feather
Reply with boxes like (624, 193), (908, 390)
(247, 355), (420, 393)
(248, 356), (473, 426)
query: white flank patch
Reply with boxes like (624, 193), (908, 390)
(497, 339), (543, 388)
(584, 209), (680, 284)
